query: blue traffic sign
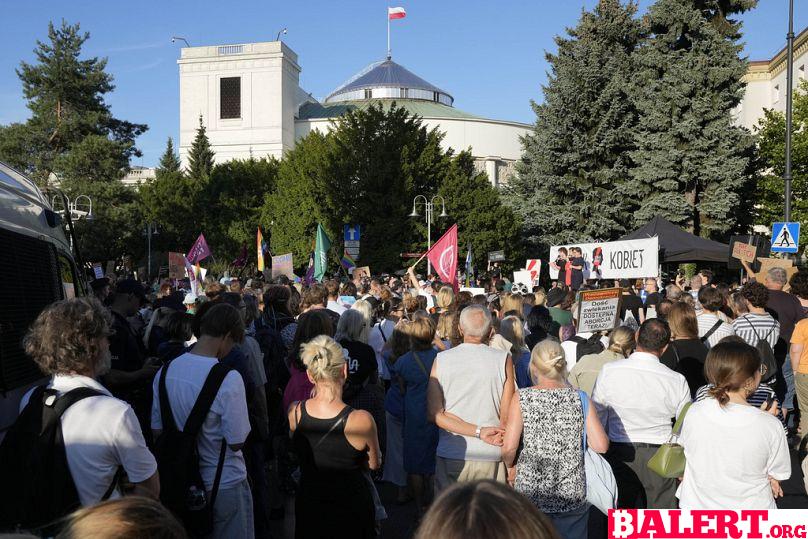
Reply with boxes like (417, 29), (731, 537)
(344, 224), (361, 242)
(771, 222), (800, 253)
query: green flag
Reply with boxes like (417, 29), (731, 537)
(314, 223), (331, 282)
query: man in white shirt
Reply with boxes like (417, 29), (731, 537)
(21, 298), (159, 508)
(428, 305), (515, 492)
(152, 303), (253, 539)
(325, 280), (347, 316)
(592, 318), (690, 509)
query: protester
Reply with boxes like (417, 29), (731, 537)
(381, 321), (414, 503)
(526, 305), (560, 350)
(20, 298), (159, 508)
(156, 311), (193, 363)
(502, 339), (608, 537)
(732, 282), (781, 400)
(427, 305), (514, 491)
(325, 280), (347, 316)
(56, 496), (186, 539)
(282, 310), (334, 413)
(569, 326), (635, 396)
(560, 322), (608, 372)
(262, 285), (297, 349)
(592, 319), (690, 509)
(414, 480), (560, 539)
(678, 340), (790, 509)
(619, 279), (644, 327)
(697, 287), (735, 348)
(790, 271), (808, 315)
(288, 335), (380, 538)
(499, 315), (532, 388)
(790, 315), (808, 438)
(369, 296), (402, 383)
(90, 277), (111, 304)
(660, 302), (709, 397)
(642, 278), (661, 311)
(151, 303), (253, 539)
(547, 288), (573, 327)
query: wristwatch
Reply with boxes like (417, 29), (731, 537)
(475, 426), (482, 439)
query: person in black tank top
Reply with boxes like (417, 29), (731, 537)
(289, 335), (380, 539)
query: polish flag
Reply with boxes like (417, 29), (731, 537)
(388, 6), (406, 20)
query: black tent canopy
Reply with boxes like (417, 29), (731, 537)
(619, 216), (730, 263)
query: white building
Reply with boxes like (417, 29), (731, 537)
(177, 41), (531, 186)
(736, 27), (808, 132)
(121, 165), (156, 187)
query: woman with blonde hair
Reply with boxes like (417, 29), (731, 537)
(660, 302), (709, 397)
(678, 340), (790, 509)
(501, 293), (524, 319)
(502, 339), (608, 538)
(289, 335), (380, 538)
(569, 326), (635, 396)
(436, 311), (456, 350)
(499, 315), (531, 388)
(57, 496), (186, 539)
(351, 299), (374, 344)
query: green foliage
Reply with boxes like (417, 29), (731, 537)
(505, 0), (641, 252)
(158, 137), (182, 174)
(627, 0), (756, 238)
(754, 79), (808, 226)
(437, 152), (522, 269)
(186, 115), (215, 181)
(0, 20), (146, 187)
(138, 169), (202, 255)
(203, 157), (279, 260)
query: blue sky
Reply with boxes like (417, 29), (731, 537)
(1, 0), (805, 167)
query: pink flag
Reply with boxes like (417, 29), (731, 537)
(187, 233), (212, 264)
(427, 224), (458, 290)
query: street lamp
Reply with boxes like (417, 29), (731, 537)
(784, 0), (795, 223)
(409, 194), (449, 275)
(171, 36), (191, 47)
(143, 223), (159, 281)
(276, 28), (288, 42)
(51, 194), (94, 251)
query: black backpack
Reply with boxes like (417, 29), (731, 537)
(154, 361), (233, 538)
(0, 385), (119, 534)
(569, 333), (605, 361)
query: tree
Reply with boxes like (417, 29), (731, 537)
(504, 0), (641, 252)
(437, 152), (522, 267)
(754, 79), (808, 226)
(627, 0), (756, 238)
(157, 137), (182, 174)
(0, 20), (146, 187)
(264, 103), (453, 272)
(203, 157), (279, 260)
(186, 115), (214, 181)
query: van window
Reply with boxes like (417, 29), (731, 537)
(0, 227), (63, 391)
(59, 253), (77, 299)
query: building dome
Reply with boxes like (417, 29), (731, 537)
(324, 59), (454, 106)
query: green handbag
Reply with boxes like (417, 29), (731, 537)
(647, 402), (691, 478)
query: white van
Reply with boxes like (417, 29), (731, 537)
(0, 161), (84, 434)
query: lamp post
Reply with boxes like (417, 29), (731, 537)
(51, 194), (94, 251)
(409, 195), (448, 275)
(171, 36), (191, 47)
(784, 0), (795, 223)
(276, 28), (287, 42)
(143, 223), (159, 281)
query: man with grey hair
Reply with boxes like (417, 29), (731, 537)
(665, 284), (683, 302)
(427, 304), (515, 492)
(764, 266), (805, 413)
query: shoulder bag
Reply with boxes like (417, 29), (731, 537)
(578, 390), (618, 514)
(647, 402), (691, 478)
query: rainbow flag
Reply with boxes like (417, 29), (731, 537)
(257, 227), (267, 271)
(340, 251), (357, 270)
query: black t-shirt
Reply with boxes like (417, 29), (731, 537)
(620, 294), (644, 323)
(570, 257), (585, 290)
(660, 338), (709, 398)
(339, 339), (378, 402)
(109, 311), (146, 373)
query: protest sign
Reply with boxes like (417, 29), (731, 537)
(549, 237), (658, 280)
(352, 266), (371, 279)
(460, 287), (485, 296)
(513, 271), (533, 290)
(576, 287), (623, 333)
(168, 252), (186, 279)
(488, 250), (506, 262)
(525, 259), (541, 283)
(731, 241), (757, 264)
(756, 257), (798, 289)
(92, 263), (104, 279)
(271, 253), (295, 279)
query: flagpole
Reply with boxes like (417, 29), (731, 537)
(387, 7), (391, 60)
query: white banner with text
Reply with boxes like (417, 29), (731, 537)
(549, 237), (659, 280)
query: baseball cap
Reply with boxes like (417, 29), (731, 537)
(546, 287), (566, 308)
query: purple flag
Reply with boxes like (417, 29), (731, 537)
(187, 234), (212, 264)
(232, 243), (247, 267)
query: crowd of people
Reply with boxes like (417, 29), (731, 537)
(3, 262), (808, 539)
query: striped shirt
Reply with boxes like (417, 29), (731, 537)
(697, 313), (735, 348)
(695, 384), (787, 431)
(731, 314), (780, 350)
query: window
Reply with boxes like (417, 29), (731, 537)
(364, 88), (372, 99)
(800, 65), (805, 80)
(433, 91), (439, 102)
(400, 87), (407, 98)
(220, 77), (241, 119)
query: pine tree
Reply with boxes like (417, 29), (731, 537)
(0, 20), (146, 186)
(504, 0), (641, 252)
(627, 0), (756, 238)
(186, 115), (215, 181)
(157, 137), (182, 174)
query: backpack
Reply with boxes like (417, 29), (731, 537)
(742, 316), (778, 382)
(154, 361), (233, 538)
(0, 385), (118, 533)
(569, 334), (605, 361)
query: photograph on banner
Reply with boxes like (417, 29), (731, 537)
(512, 271), (533, 293)
(549, 237), (659, 280)
(271, 253), (295, 279)
(352, 266), (371, 279)
(576, 287), (623, 333)
(168, 252), (186, 279)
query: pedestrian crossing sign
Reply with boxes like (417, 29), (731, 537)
(771, 222), (800, 253)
